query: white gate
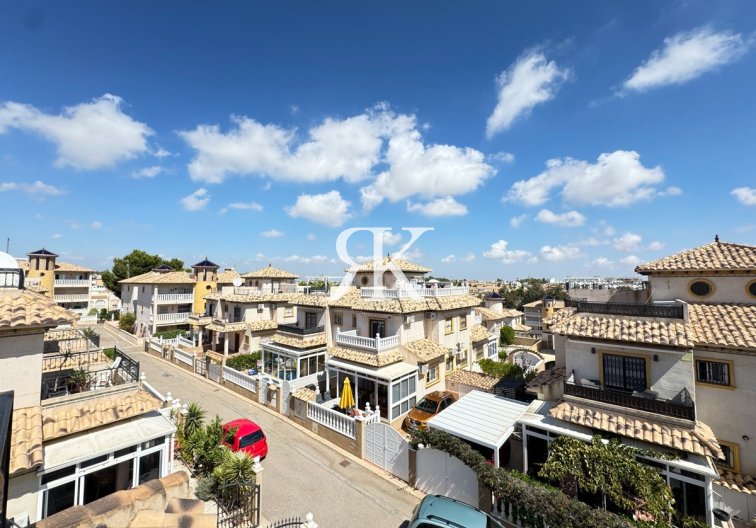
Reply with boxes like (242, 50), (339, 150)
(208, 362), (221, 383)
(364, 422), (409, 482)
(416, 448), (479, 507)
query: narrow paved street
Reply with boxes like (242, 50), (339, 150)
(91, 324), (419, 528)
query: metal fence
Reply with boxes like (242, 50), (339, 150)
(263, 518), (302, 528)
(216, 482), (260, 528)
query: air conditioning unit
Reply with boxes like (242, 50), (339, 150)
(425, 312), (437, 320)
(257, 304), (265, 311)
(404, 314), (415, 324)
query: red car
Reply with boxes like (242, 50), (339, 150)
(221, 419), (268, 460)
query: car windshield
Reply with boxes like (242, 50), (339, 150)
(415, 398), (439, 414)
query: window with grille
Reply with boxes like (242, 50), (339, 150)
(602, 354), (647, 392)
(696, 359), (731, 386)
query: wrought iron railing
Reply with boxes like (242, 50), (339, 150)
(41, 347), (140, 399)
(564, 381), (695, 420)
(569, 300), (685, 319)
(277, 324), (324, 335)
(216, 482), (260, 528)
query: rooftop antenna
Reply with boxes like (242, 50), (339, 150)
(5, 237), (8, 253)
(714, 234), (720, 243)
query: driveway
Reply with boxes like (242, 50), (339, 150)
(90, 324), (419, 528)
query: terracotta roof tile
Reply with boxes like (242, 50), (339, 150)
(471, 324), (493, 343)
(42, 390), (162, 441)
(292, 387), (317, 402)
(249, 320), (278, 332)
(335, 289), (482, 314)
(446, 370), (499, 391)
(715, 470), (756, 495)
(55, 262), (95, 273)
(0, 289), (77, 330)
(329, 346), (404, 367)
(526, 366), (566, 389)
(550, 401), (723, 459)
(635, 241), (756, 273)
(546, 308), (693, 348)
(475, 307), (505, 321)
(216, 270), (240, 284)
(272, 332), (327, 349)
(241, 265), (299, 279)
(688, 303), (756, 350)
(403, 339), (447, 363)
(119, 271), (195, 285)
(347, 257), (431, 273)
(10, 406), (43, 475)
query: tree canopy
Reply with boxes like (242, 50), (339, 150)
(499, 278), (568, 309)
(101, 250), (185, 296)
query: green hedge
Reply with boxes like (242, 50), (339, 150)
(103, 347), (115, 360)
(153, 329), (186, 339)
(409, 428), (637, 528)
(226, 352), (261, 372)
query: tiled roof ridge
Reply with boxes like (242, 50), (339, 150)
(636, 240), (756, 273)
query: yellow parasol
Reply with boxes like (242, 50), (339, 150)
(339, 377), (355, 410)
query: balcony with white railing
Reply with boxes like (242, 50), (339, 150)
(156, 293), (194, 303)
(335, 328), (400, 352)
(153, 312), (191, 324)
(233, 283), (298, 295)
(54, 279), (91, 287)
(54, 294), (90, 302)
(360, 283), (469, 299)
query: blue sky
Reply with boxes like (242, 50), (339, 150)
(1, 1), (755, 280)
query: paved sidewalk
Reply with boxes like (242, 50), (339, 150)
(91, 324), (419, 528)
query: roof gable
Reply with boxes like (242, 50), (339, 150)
(636, 241), (756, 274)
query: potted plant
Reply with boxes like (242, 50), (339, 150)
(67, 368), (91, 393)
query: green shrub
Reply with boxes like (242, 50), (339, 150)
(478, 358), (525, 379)
(102, 347), (115, 360)
(88, 308), (98, 316)
(153, 329), (186, 339)
(226, 352), (261, 371)
(499, 325), (515, 346)
(119, 312), (136, 333)
(410, 428), (637, 528)
(195, 475), (218, 501)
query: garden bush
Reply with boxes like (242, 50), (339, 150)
(226, 351), (261, 371)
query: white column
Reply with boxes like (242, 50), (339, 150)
(224, 335), (229, 356)
(522, 425), (529, 473)
(198, 328), (203, 346)
(354, 376), (359, 409)
(151, 286), (159, 335)
(705, 478), (714, 528)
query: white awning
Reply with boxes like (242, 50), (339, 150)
(326, 358), (418, 382)
(427, 390), (529, 462)
(44, 411), (176, 470)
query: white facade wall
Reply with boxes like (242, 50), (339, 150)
(564, 340), (695, 401)
(694, 349), (756, 475)
(0, 333), (43, 408)
(649, 274), (755, 304)
(7, 471), (39, 525)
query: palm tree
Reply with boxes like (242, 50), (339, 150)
(183, 402), (206, 438)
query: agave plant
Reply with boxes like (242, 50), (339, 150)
(214, 450), (256, 487)
(183, 402), (206, 439)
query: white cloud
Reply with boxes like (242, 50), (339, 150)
(591, 257), (614, 268)
(540, 244), (582, 261)
(732, 187), (756, 205)
(307, 233), (316, 241)
(620, 255), (642, 266)
(535, 209), (586, 227)
(441, 254), (456, 263)
(90, 221), (103, 229)
(52, 233), (62, 239)
(622, 28), (751, 93)
(261, 229), (284, 238)
(382, 232), (402, 246)
(0, 180), (64, 197)
(483, 240), (533, 264)
(660, 186), (682, 197)
(576, 237), (605, 247)
(507, 150), (666, 207)
(132, 166), (163, 179)
(0, 94), (152, 169)
(406, 196), (468, 217)
(463, 253), (476, 262)
(219, 201), (263, 215)
(180, 188), (210, 211)
(486, 50), (569, 137)
(602, 224), (616, 236)
(282, 254), (335, 264)
(647, 240), (664, 251)
(490, 151), (515, 164)
(613, 232), (642, 252)
(153, 147), (171, 158)
(360, 111), (494, 210)
(180, 112), (384, 184)
(510, 214), (527, 228)
(286, 190), (351, 227)
(399, 247), (424, 261)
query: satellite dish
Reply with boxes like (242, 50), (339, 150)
(232, 277), (243, 287)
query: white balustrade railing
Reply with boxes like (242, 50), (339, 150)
(223, 366), (258, 393)
(173, 347), (194, 366)
(54, 294), (90, 302)
(154, 312), (190, 323)
(307, 401), (356, 438)
(54, 279), (91, 287)
(177, 335), (195, 348)
(156, 293), (194, 303)
(336, 329), (400, 352)
(360, 284), (469, 299)
(233, 283), (298, 295)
